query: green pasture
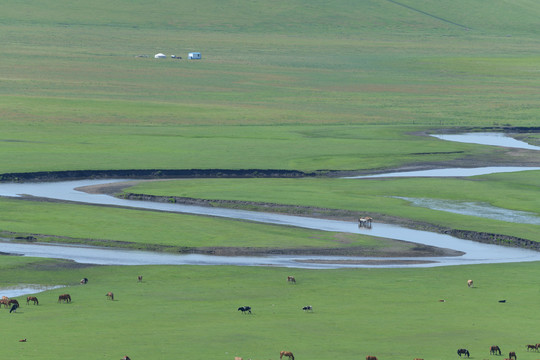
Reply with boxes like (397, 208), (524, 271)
(1, 0), (540, 173)
(2, 258), (540, 360)
(124, 170), (540, 242)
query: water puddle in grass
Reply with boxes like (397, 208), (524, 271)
(344, 166), (540, 178)
(0, 284), (65, 297)
(395, 197), (540, 225)
(431, 132), (540, 151)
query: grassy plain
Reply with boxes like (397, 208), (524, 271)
(3, 257), (540, 360)
(1, 0), (540, 359)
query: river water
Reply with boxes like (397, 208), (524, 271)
(0, 132), (539, 269)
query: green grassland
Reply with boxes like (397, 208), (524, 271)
(1, 0), (540, 173)
(1, 1), (540, 358)
(3, 258), (540, 360)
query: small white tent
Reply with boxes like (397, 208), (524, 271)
(188, 52), (201, 60)
(154, 53), (166, 59)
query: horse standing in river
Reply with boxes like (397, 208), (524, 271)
(358, 216), (373, 228)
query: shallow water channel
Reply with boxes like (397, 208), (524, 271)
(0, 132), (539, 269)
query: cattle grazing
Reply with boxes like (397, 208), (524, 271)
(413, 358), (423, 360)
(80, 278), (88, 284)
(26, 296), (39, 305)
(536, 343), (540, 350)
(490, 345), (502, 355)
(19, 338), (27, 342)
(509, 351), (517, 360)
(302, 305), (313, 312)
(287, 276), (296, 284)
(121, 356), (131, 360)
(280, 351), (294, 360)
(106, 292), (114, 301)
(457, 348), (470, 357)
(58, 294), (71, 303)
(10, 303), (19, 313)
(499, 300), (507, 303)
(365, 356), (377, 360)
(467, 279), (474, 287)
(138, 275), (143, 282)
(527, 344), (538, 351)
(238, 306), (251, 314)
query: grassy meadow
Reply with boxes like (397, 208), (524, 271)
(1, 0), (540, 359)
(3, 257), (540, 360)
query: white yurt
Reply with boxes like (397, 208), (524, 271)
(154, 53), (166, 59)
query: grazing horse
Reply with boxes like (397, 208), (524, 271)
(527, 344), (537, 351)
(58, 294), (71, 303)
(106, 292), (114, 301)
(457, 348), (470, 357)
(26, 296), (39, 305)
(365, 356), (377, 360)
(491, 345), (502, 355)
(280, 351), (294, 360)
(138, 275), (143, 282)
(509, 351), (517, 360)
(8, 299), (19, 307)
(358, 216), (373, 228)
(287, 276), (296, 284)
(19, 338), (27, 342)
(467, 279), (474, 288)
(238, 306), (251, 314)
(302, 305), (313, 312)
(80, 278), (88, 284)
(0, 298), (10, 308)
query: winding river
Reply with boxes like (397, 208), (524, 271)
(1, 133), (539, 269)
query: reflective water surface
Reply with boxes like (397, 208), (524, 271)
(431, 132), (540, 150)
(396, 197), (540, 225)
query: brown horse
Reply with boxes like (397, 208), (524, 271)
(280, 351), (294, 360)
(138, 275), (143, 282)
(490, 345), (501, 355)
(8, 299), (19, 307)
(527, 344), (537, 351)
(26, 296), (39, 305)
(509, 351), (517, 360)
(106, 292), (114, 301)
(287, 276), (296, 284)
(366, 356), (377, 360)
(58, 294), (71, 303)
(0, 298), (9, 308)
